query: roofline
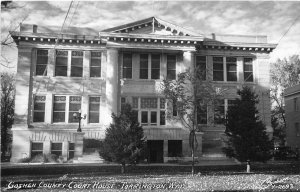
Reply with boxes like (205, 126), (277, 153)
(101, 17), (155, 32)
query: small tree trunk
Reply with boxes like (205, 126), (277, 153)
(121, 162), (125, 174)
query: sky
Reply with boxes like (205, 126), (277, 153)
(1, 0), (300, 72)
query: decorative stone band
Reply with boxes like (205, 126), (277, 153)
(9, 31), (103, 45)
(10, 31), (276, 53)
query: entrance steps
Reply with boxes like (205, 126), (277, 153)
(74, 150), (104, 163)
(198, 153), (240, 165)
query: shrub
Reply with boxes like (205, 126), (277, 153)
(99, 103), (145, 173)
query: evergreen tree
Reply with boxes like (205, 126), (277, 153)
(223, 86), (273, 162)
(99, 103), (145, 173)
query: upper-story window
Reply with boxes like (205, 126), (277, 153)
(139, 54), (160, 80)
(132, 97), (165, 126)
(90, 52), (101, 77)
(55, 50), (83, 77)
(195, 56), (206, 80)
(33, 95), (46, 122)
(55, 50), (68, 76)
(71, 51), (83, 77)
(53, 96), (66, 122)
(213, 57), (224, 81)
(167, 55), (176, 80)
(226, 57), (237, 81)
(36, 50), (48, 76)
(89, 96), (100, 123)
(68, 96), (81, 123)
(213, 56), (238, 82)
(53, 95), (83, 123)
(151, 54), (160, 79)
(123, 53), (132, 79)
(244, 58), (253, 82)
(140, 54), (148, 79)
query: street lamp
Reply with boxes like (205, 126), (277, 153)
(73, 109), (86, 132)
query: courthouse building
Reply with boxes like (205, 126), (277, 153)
(10, 17), (276, 163)
(284, 84), (300, 150)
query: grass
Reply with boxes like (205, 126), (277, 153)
(1, 162), (300, 191)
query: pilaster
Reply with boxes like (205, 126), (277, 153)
(14, 47), (33, 126)
(45, 93), (53, 123)
(74, 132), (85, 158)
(104, 48), (119, 125)
(48, 49), (55, 77)
(183, 51), (194, 72)
(237, 57), (243, 82)
(83, 51), (90, 78)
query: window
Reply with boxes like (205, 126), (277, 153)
(150, 111), (157, 125)
(140, 54), (148, 79)
(71, 51), (83, 77)
(141, 98), (158, 109)
(69, 143), (75, 159)
(36, 50), (48, 76)
(167, 55), (176, 80)
(213, 57), (224, 81)
(123, 53), (132, 78)
(160, 98), (165, 125)
(133, 97), (165, 126)
(296, 123), (300, 137)
(31, 142), (43, 157)
(160, 111), (165, 125)
(226, 57), (237, 81)
(53, 96), (66, 122)
(89, 96), (100, 123)
(55, 50), (68, 76)
(168, 140), (182, 157)
(214, 100), (225, 124)
(33, 95), (46, 122)
(197, 101), (207, 124)
(141, 111), (148, 125)
(244, 58), (253, 82)
(141, 98), (158, 126)
(196, 56), (206, 80)
(51, 143), (62, 156)
(90, 51), (101, 77)
(69, 96), (81, 123)
(151, 54), (160, 79)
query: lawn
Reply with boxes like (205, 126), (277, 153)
(1, 162), (300, 191)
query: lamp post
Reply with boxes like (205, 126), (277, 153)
(73, 109), (86, 132)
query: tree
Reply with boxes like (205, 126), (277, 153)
(223, 86), (273, 162)
(99, 103), (145, 173)
(1, 73), (15, 160)
(161, 64), (221, 175)
(270, 55), (300, 146)
(1, 1), (28, 68)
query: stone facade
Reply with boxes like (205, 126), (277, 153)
(284, 84), (300, 149)
(10, 17), (276, 163)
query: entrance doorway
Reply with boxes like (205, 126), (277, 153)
(147, 140), (164, 163)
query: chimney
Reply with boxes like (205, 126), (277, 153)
(33, 25), (37, 33)
(212, 33), (216, 40)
